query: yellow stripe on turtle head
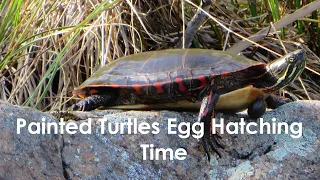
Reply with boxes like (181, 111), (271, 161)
(266, 49), (306, 91)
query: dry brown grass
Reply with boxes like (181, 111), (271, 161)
(0, 0), (319, 111)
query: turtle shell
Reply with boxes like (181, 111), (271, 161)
(73, 49), (266, 99)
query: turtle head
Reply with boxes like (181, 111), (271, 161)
(266, 49), (306, 91)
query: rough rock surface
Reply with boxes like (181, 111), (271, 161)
(0, 100), (64, 179)
(0, 100), (319, 179)
(209, 100), (320, 180)
(62, 110), (209, 179)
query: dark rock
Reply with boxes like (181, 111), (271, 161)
(0, 100), (319, 179)
(62, 110), (209, 179)
(210, 100), (320, 179)
(0, 100), (64, 179)
(63, 100), (320, 179)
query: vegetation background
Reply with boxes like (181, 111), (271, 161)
(0, 0), (319, 111)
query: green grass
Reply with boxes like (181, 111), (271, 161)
(296, 0), (303, 34)
(248, 0), (258, 17)
(0, 0), (319, 111)
(267, 0), (285, 38)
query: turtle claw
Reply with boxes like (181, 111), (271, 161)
(208, 139), (222, 158)
(202, 134), (225, 160)
(71, 94), (117, 111)
(265, 94), (292, 109)
(70, 104), (80, 111)
(70, 101), (87, 111)
(71, 97), (97, 111)
(213, 134), (225, 149)
(201, 137), (211, 161)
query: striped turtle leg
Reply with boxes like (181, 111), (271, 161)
(71, 94), (116, 111)
(198, 90), (225, 161)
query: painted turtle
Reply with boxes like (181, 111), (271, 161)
(72, 49), (306, 160)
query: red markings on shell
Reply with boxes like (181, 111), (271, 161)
(222, 71), (229, 75)
(153, 82), (164, 93)
(198, 75), (207, 86)
(132, 84), (143, 94)
(175, 77), (187, 92)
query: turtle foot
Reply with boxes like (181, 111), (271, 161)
(71, 96), (99, 111)
(266, 94), (292, 109)
(201, 133), (225, 161)
(248, 96), (266, 119)
(71, 94), (115, 111)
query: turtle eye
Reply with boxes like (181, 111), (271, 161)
(288, 57), (294, 62)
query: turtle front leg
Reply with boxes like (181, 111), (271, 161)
(247, 94), (292, 119)
(247, 96), (266, 119)
(265, 94), (292, 109)
(71, 94), (116, 111)
(198, 90), (225, 161)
